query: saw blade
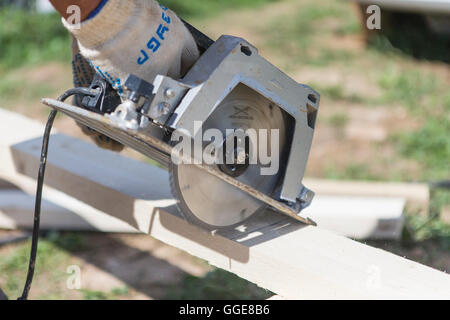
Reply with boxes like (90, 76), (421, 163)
(169, 85), (290, 229)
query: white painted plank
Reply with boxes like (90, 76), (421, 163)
(0, 231), (30, 246)
(0, 179), (17, 190)
(304, 178), (429, 215)
(0, 191), (405, 240)
(0, 110), (404, 239)
(0, 190), (137, 233)
(304, 195), (405, 240)
(0, 109), (449, 299)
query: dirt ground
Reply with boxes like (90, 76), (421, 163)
(1, 0), (449, 299)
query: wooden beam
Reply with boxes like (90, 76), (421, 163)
(304, 195), (405, 240)
(0, 191), (405, 240)
(0, 230), (30, 246)
(304, 178), (429, 215)
(0, 112), (404, 239)
(1, 109), (449, 299)
(0, 190), (137, 233)
(0, 179), (17, 190)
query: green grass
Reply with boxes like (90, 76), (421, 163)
(305, 49), (355, 67)
(0, 75), (55, 104)
(80, 286), (129, 300)
(263, 1), (359, 69)
(166, 269), (273, 300)
(0, 232), (130, 300)
(326, 112), (349, 129)
(377, 66), (449, 180)
(312, 83), (365, 103)
(296, 3), (346, 27)
(336, 18), (362, 36)
(325, 162), (381, 181)
(267, 4), (345, 45)
(160, 0), (280, 19)
(0, 233), (73, 299)
(46, 231), (87, 252)
(406, 188), (449, 249)
(394, 117), (450, 180)
(377, 68), (440, 113)
(0, 9), (71, 70)
(404, 213), (450, 251)
(0, 0), (279, 70)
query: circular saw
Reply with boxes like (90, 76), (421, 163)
(43, 25), (320, 230)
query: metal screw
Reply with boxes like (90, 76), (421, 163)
(164, 88), (176, 99)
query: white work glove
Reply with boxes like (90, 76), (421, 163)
(71, 37), (127, 151)
(66, 0), (200, 151)
(65, 0), (199, 92)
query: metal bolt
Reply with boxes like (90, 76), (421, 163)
(164, 88), (176, 99)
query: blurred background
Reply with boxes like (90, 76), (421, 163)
(0, 0), (449, 299)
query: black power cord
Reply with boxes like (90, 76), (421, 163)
(18, 87), (95, 300)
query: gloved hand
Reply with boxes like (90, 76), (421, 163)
(65, 0), (199, 97)
(64, 0), (200, 151)
(71, 37), (126, 152)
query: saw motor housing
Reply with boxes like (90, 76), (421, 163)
(138, 35), (320, 205)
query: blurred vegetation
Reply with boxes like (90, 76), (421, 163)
(262, 0), (449, 184)
(160, 0), (279, 19)
(166, 269), (272, 300)
(0, 9), (71, 70)
(0, 233), (74, 299)
(0, 231), (269, 300)
(325, 163), (380, 181)
(376, 67), (450, 180)
(395, 117), (450, 181)
(403, 189), (450, 253)
(0, 74), (55, 105)
(81, 286), (130, 300)
(312, 84), (364, 104)
(370, 188), (450, 267)
(265, 2), (360, 70)
(0, 0), (279, 70)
